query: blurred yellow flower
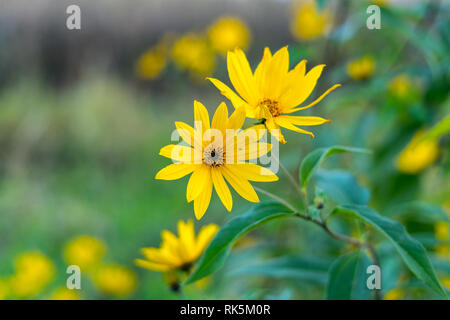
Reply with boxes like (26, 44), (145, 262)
(93, 265), (137, 298)
(347, 56), (376, 80)
(384, 288), (405, 300)
(208, 47), (340, 143)
(442, 277), (450, 290)
(435, 244), (450, 259)
(388, 74), (415, 100)
(396, 131), (439, 174)
(0, 278), (9, 300)
(208, 16), (251, 54)
(172, 33), (216, 78)
(291, 0), (331, 41)
(136, 220), (218, 272)
(9, 251), (55, 298)
(64, 235), (106, 271)
(435, 221), (449, 241)
(51, 287), (80, 300)
(135, 46), (167, 80)
(155, 101), (278, 218)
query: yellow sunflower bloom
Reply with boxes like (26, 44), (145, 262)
(63, 235), (106, 271)
(291, 0), (331, 41)
(135, 220), (219, 273)
(92, 265), (137, 298)
(347, 55), (375, 81)
(384, 288), (405, 300)
(435, 221), (449, 241)
(155, 100), (278, 219)
(396, 131), (439, 174)
(51, 287), (80, 300)
(207, 47), (340, 143)
(208, 16), (251, 54)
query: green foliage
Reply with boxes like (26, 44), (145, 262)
(330, 205), (448, 299)
(186, 202), (294, 285)
(326, 250), (372, 300)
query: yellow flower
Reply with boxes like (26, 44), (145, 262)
(51, 287), (80, 300)
(93, 265), (137, 298)
(172, 33), (215, 77)
(396, 131), (439, 174)
(291, 0), (331, 41)
(208, 47), (340, 143)
(135, 47), (167, 80)
(0, 278), (9, 300)
(388, 74), (414, 100)
(136, 220), (218, 272)
(384, 288), (405, 300)
(155, 101), (278, 218)
(9, 251), (55, 298)
(208, 16), (251, 54)
(435, 221), (449, 241)
(435, 244), (450, 259)
(442, 277), (450, 290)
(64, 235), (106, 271)
(347, 56), (376, 81)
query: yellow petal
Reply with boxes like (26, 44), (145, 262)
(177, 220), (196, 259)
(207, 77), (248, 111)
(159, 144), (194, 163)
(274, 117), (315, 139)
(232, 164), (279, 182)
(211, 168), (233, 211)
(263, 46), (289, 99)
(265, 116), (286, 144)
(194, 100), (210, 135)
(222, 165), (259, 202)
(194, 224), (219, 258)
(135, 259), (170, 272)
(227, 49), (258, 105)
(287, 84), (341, 113)
(141, 247), (180, 266)
(280, 64), (326, 110)
(227, 107), (246, 130)
(186, 165), (211, 202)
(155, 163), (197, 180)
(193, 178), (213, 220)
(211, 102), (229, 133)
(276, 115), (331, 126)
(254, 47), (272, 94)
(175, 121), (194, 146)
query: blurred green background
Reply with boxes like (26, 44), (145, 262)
(0, 0), (448, 300)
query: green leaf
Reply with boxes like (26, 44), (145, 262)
(387, 201), (449, 223)
(185, 202), (294, 285)
(326, 250), (372, 300)
(314, 169), (370, 205)
(329, 205), (448, 299)
(299, 146), (370, 188)
(230, 256), (331, 285)
(419, 115), (450, 142)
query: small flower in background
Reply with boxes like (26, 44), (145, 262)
(93, 265), (137, 298)
(64, 235), (106, 271)
(388, 73), (420, 103)
(51, 287), (80, 300)
(172, 33), (216, 78)
(442, 277), (450, 291)
(136, 220), (218, 274)
(208, 47), (339, 143)
(396, 131), (439, 174)
(135, 45), (168, 80)
(9, 251), (55, 299)
(291, 0), (331, 42)
(435, 244), (449, 260)
(155, 101), (278, 218)
(0, 278), (9, 300)
(208, 16), (251, 54)
(347, 56), (376, 81)
(435, 221), (449, 241)
(384, 288), (405, 300)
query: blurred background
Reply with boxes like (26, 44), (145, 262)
(0, 0), (448, 299)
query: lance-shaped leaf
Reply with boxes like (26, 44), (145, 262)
(329, 204), (448, 299)
(299, 146), (370, 188)
(185, 202), (294, 285)
(326, 250), (372, 300)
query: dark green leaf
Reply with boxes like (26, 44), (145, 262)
(185, 202), (294, 285)
(314, 169), (370, 205)
(299, 146), (370, 188)
(326, 250), (372, 300)
(329, 205), (448, 298)
(387, 201), (449, 223)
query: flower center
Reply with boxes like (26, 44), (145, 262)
(203, 144), (224, 167)
(258, 99), (280, 117)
